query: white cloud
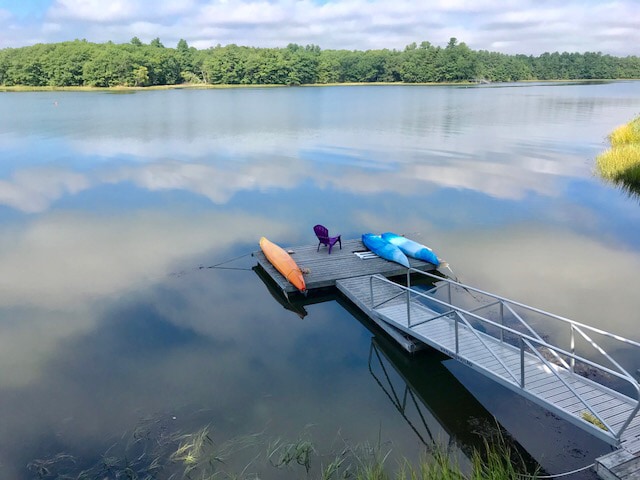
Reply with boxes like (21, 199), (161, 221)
(0, 0), (629, 55)
(199, 1), (289, 26)
(49, 0), (135, 23)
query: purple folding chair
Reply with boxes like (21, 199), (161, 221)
(314, 224), (342, 254)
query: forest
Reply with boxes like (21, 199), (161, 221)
(1, 37), (639, 87)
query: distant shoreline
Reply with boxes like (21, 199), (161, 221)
(0, 79), (623, 92)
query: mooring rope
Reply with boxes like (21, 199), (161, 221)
(198, 251), (254, 271)
(516, 462), (595, 479)
(170, 251), (254, 277)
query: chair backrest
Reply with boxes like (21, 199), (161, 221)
(314, 224), (329, 240)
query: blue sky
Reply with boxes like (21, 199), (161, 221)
(0, 0), (639, 55)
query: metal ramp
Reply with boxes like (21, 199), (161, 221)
(336, 269), (640, 449)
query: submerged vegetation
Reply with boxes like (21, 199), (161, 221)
(26, 414), (539, 479)
(1, 36), (639, 88)
(596, 116), (640, 194)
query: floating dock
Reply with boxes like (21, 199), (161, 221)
(254, 238), (436, 293)
(253, 237), (640, 479)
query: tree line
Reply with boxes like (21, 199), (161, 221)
(1, 37), (639, 87)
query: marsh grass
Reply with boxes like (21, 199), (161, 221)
(609, 118), (640, 146)
(26, 415), (538, 480)
(267, 436), (316, 474)
(470, 437), (529, 480)
(596, 117), (640, 193)
(397, 447), (465, 480)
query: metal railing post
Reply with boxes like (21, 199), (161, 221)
(406, 269), (412, 327)
(455, 313), (459, 354)
(407, 286), (411, 327)
(520, 337), (525, 388)
(570, 324), (575, 373)
(500, 301), (505, 343)
(369, 276), (374, 309)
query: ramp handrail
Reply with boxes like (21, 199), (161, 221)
(367, 272), (640, 443)
(408, 268), (640, 352)
(408, 270), (640, 389)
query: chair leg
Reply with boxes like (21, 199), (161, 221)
(328, 244), (332, 254)
(317, 242), (320, 252)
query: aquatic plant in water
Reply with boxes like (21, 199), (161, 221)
(25, 413), (538, 480)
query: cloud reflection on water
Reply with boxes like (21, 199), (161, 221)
(0, 247), (429, 479)
(0, 208), (283, 391)
(0, 135), (599, 214)
(1, 85), (639, 479)
(1, 212), (630, 479)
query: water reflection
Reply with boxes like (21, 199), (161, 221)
(1, 84), (639, 215)
(367, 336), (517, 473)
(1, 83), (640, 478)
(608, 177), (640, 203)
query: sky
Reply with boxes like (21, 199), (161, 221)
(0, 0), (638, 56)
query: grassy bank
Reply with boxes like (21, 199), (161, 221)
(596, 116), (640, 189)
(0, 79), (613, 93)
(0, 83), (285, 92)
(0, 81), (470, 92)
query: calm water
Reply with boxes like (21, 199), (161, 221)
(1, 82), (640, 479)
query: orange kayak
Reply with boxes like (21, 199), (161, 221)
(259, 237), (306, 293)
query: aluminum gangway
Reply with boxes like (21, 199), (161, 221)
(336, 268), (640, 451)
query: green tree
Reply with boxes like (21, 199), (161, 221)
(400, 41), (439, 82)
(176, 38), (196, 80)
(202, 44), (249, 84)
(1, 37), (639, 87)
(133, 65), (149, 86)
(317, 50), (343, 83)
(284, 44), (319, 85)
(45, 40), (94, 86)
(82, 46), (135, 86)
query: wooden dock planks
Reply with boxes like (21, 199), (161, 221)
(596, 448), (640, 480)
(253, 238), (436, 293)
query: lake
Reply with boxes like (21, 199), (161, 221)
(1, 82), (639, 479)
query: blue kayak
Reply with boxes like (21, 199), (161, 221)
(362, 233), (410, 268)
(381, 232), (440, 266)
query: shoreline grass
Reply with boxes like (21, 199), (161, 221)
(596, 116), (640, 191)
(0, 78), (618, 92)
